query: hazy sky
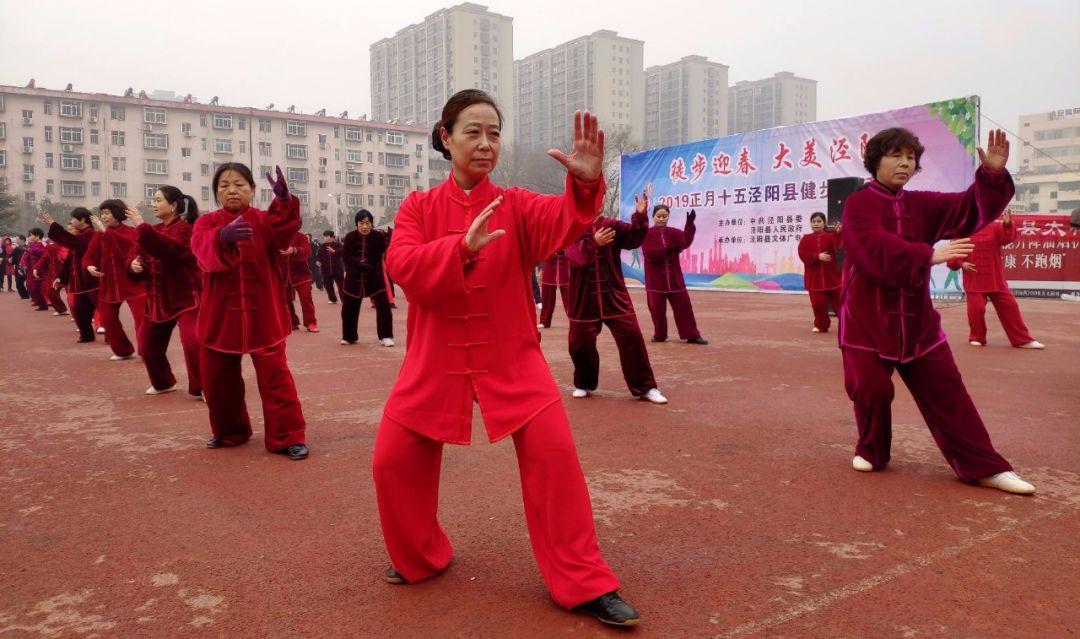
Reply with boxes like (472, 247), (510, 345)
(2, 0), (1077, 149)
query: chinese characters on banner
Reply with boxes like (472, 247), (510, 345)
(1001, 214), (1080, 297)
(620, 97), (981, 292)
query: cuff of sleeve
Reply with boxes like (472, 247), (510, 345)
(458, 236), (479, 263)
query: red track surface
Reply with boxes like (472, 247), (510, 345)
(1, 289), (1077, 638)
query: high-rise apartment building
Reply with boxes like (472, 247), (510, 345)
(370, 3), (514, 145)
(727, 71), (816, 135)
(1014, 106), (1080, 213)
(514, 30), (644, 151)
(644, 55), (729, 148)
(0, 84), (431, 233)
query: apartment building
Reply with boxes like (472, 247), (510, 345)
(727, 71), (817, 135)
(644, 55), (729, 148)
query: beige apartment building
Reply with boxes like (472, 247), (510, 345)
(727, 71), (817, 135)
(370, 2), (514, 146)
(0, 84), (432, 234)
(514, 30), (645, 151)
(644, 55), (729, 149)
(1013, 107), (1080, 213)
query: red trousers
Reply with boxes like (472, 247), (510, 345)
(646, 290), (701, 340)
(808, 288), (842, 332)
(27, 276), (47, 310)
(46, 284), (67, 314)
(539, 284), (569, 328)
(99, 297), (146, 357)
(842, 344), (1013, 481)
(372, 402), (620, 608)
(568, 314), (657, 395)
(139, 309), (202, 395)
(287, 281), (317, 328)
(200, 342), (306, 451)
(965, 291), (1034, 346)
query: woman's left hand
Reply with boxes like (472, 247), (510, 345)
(978, 129), (1009, 172)
(547, 110), (604, 183)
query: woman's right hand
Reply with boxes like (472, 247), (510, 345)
(931, 238), (975, 265)
(130, 256), (143, 273)
(87, 265), (104, 278)
(464, 196), (505, 253)
(818, 252), (832, 262)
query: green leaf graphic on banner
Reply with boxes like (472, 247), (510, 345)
(928, 96), (978, 155)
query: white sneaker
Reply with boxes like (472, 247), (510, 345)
(1017, 341), (1044, 349)
(340, 339), (353, 345)
(811, 327), (821, 333)
(1060, 293), (1080, 302)
(969, 340), (983, 347)
(110, 354), (136, 361)
(328, 300), (338, 305)
(641, 388), (668, 404)
(976, 471), (1035, 495)
(572, 388), (591, 398)
(53, 311), (69, 316)
(96, 327), (106, 334)
(535, 302), (542, 309)
(145, 384), (178, 396)
(381, 338), (395, 347)
(537, 322), (544, 329)
(852, 455), (874, 472)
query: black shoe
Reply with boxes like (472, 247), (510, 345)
(651, 336), (666, 342)
(384, 567), (408, 584)
(274, 444), (308, 460)
(206, 437), (247, 448)
(686, 336), (709, 345)
(76, 336), (95, 343)
(573, 591), (640, 627)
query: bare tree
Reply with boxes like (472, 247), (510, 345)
(600, 127), (641, 217)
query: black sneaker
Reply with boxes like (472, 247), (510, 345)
(275, 444), (308, 460)
(573, 591), (640, 627)
(384, 567), (408, 584)
(651, 336), (666, 342)
(686, 336), (709, 345)
(206, 437), (247, 449)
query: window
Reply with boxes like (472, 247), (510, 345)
(61, 181), (86, 197)
(379, 174), (384, 186)
(378, 152), (384, 165)
(182, 172), (192, 182)
(61, 154), (84, 170)
(182, 147), (192, 157)
(89, 103), (99, 118)
(319, 179), (328, 189)
(318, 134), (327, 144)
(416, 143), (424, 157)
(259, 165), (272, 177)
(112, 157), (126, 171)
(111, 182), (128, 198)
(23, 164), (34, 181)
(0, 122), (5, 139)
(319, 157), (328, 168)
(59, 127), (83, 143)
(24, 191), (35, 203)
(286, 120), (307, 136)
(366, 131), (372, 141)
(111, 130), (125, 146)
(238, 117), (246, 130)
(346, 149), (363, 163)
(144, 184), (162, 199)
(91, 181), (101, 197)
(22, 109), (32, 120)
(367, 151), (373, 162)
(367, 172), (374, 185)
(200, 114), (207, 127)
(44, 126), (53, 142)
(385, 131), (405, 145)
(294, 191), (310, 205)
(90, 129), (99, 144)
(286, 167), (308, 183)
(347, 171), (363, 185)
(46, 179), (54, 194)
(213, 113), (233, 129)
(143, 107), (167, 124)
(201, 164), (210, 177)
(259, 141), (272, 156)
(259, 189), (273, 203)
(59, 100), (83, 118)
(286, 143), (307, 159)
(368, 194), (374, 206)
(0, 150), (5, 167)
(90, 155), (100, 170)
(200, 186), (210, 201)
(334, 170), (341, 184)
(44, 101), (53, 115)
(387, 175), (408, 188)
(347, 194), (363, 207)
(45, 153), (54, 168)
(214, 138), (233, 154)
(259, 118), (271, 132)
(110, 105), (125, 121)
(201, 138), (207, 151)
(144, 133), (169, 149)
(386, 153), (408, 168)
(181, 122), (192, 134)
(145, 159), (168, 175)
(239, 140), (247, 154)
(345, 126), (363, 141)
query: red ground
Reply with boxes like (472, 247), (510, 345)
(0, 288), (1077, 638)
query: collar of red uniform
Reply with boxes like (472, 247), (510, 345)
(444, 171), (499, 207)
(867, 179), (905, 201)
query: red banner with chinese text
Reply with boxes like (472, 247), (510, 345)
(1002, 214), (1080, 298)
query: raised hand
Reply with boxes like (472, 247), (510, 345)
(833, 222), (842, 234)
(219, 216), (253, 247)
(39, 212), (55, 226)
(977, 129), (1009, 172)
(130, 256), (144, 273)
(87, 265), (104, 278)
(126, 208), (144, 226)
(266, 165), (290, 200)
(1001, 211), (1012, 225)
(464, 195), (506, 252)
(547, 111), (605, 183)
(90, 215), (106, 232)
(633, 188), (649, 215)
(687, 209), (697, 223)
(931, 238), (975, 265)
(594, 227), (616, 247)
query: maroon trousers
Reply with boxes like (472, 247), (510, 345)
(27, 275), (48, 310)
(808, 288), (842, 332)
(965, 291), (1034, 346)
(200, 342), (306, 451)
(842, 343), (1013, 481)
(568, 315), (657, 395)
(323, 273), (344, 303)
(539, 284), (569, 328)
(139, 309), (202, 395)
(99, 297), (147, 357)
(373, 402), (620, 608)
(45, 284), (67, 313)
(287, 281), (317, 328)
(646, 290), (701, 341)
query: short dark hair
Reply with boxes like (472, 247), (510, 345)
(323, 230), (335, 237)
(99, 199), (128, 221)
(354, 209), (374, 226)
(212, 162), (256, 203)
(16, 234), (27, 241)
(863, 127), (925, 177)
(29, 228), (44, 238)
(431, 89), (503, 161)
(70, 207), (93, 224)
(652, 204), (670, 217)
(810, 212), (827, 223)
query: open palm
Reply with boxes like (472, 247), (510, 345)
(977, 129), (1009, 171)
(548, 111), (605, 183)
